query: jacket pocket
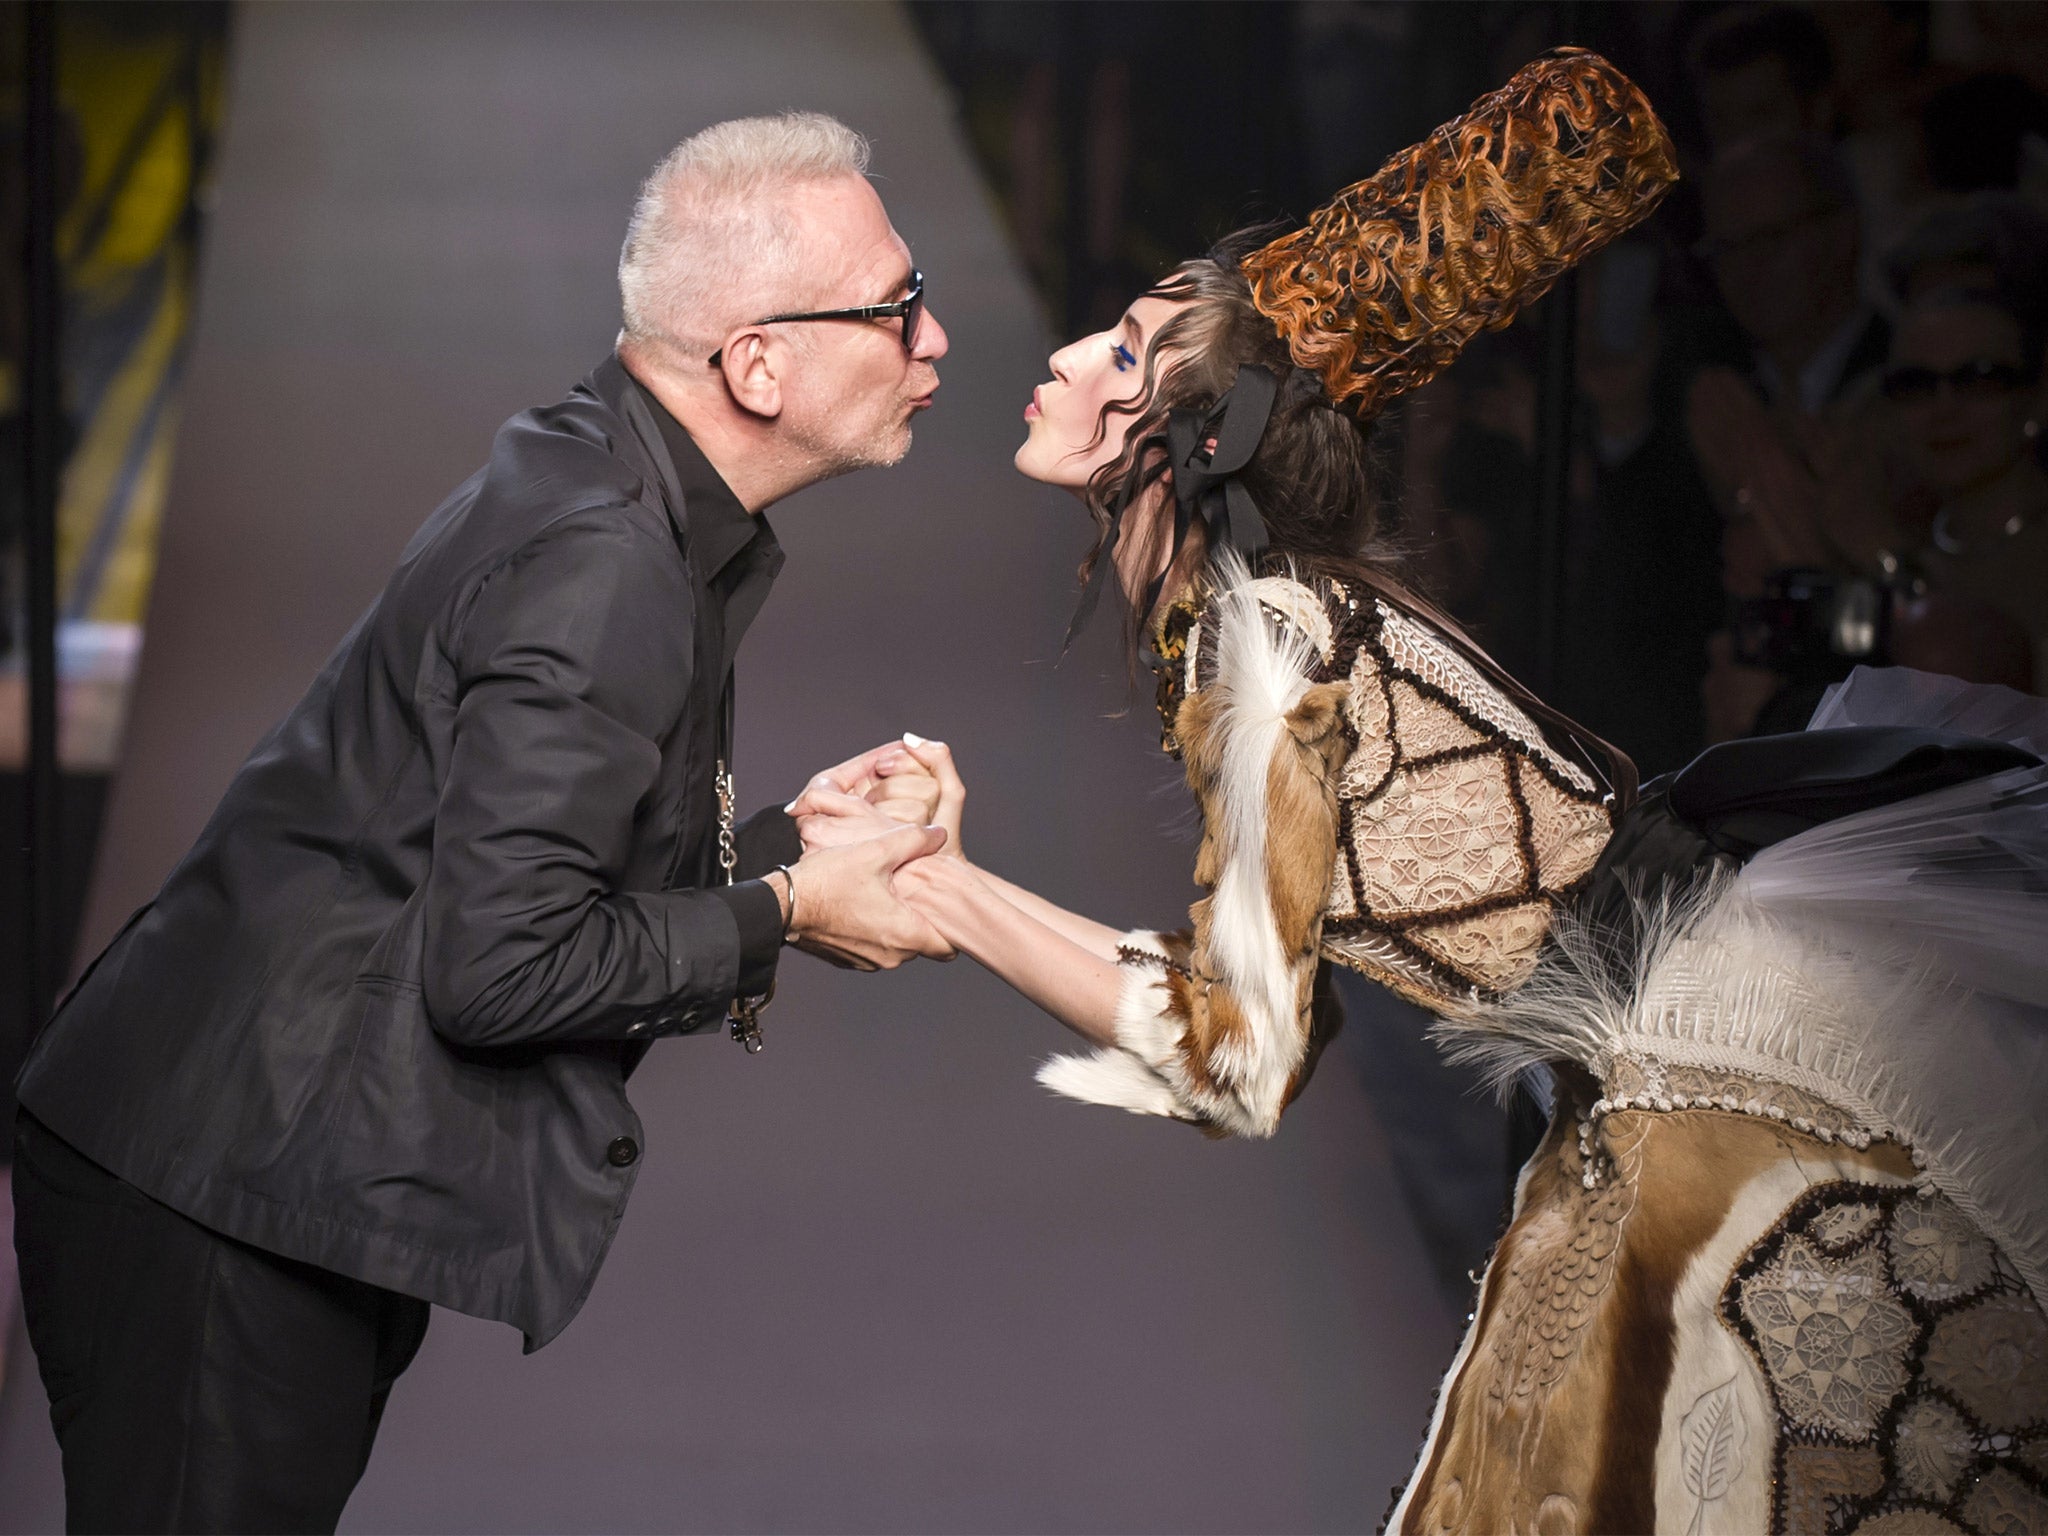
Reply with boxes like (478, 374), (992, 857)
(315, 975), (508, 1250)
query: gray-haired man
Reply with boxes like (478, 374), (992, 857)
(13, 112), (948, 1531)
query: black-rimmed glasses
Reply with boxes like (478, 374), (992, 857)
(708, 269), (924, 367)
(1880, 359), (2037, 402)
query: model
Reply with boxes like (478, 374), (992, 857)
(816, 51), (2048, 1534)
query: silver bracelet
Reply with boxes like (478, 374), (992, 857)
(773, 863), (798, 941)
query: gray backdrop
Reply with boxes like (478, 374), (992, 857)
(0, 5), (1455, 1530)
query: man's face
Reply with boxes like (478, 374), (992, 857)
(776, 176), (947, 476)
(1701, 155), (1858, 352)
(1697, 58), (1812, 152)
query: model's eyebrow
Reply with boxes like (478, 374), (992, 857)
(891, 266), (916, 299)
(1119, 313), (1141, 346)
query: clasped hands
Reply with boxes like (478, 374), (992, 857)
(776, 735), (972, 972)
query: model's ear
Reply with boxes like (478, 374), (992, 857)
(718, 330), (784, 420)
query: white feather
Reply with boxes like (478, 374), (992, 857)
(1434, 869), (2048, 1312)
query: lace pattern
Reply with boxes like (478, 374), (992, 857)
(1721, 1181), (2048, 1533)
(1153, 575), (1614, 1013)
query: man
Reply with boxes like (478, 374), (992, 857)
(1684, 3), (1836, 155)
(1687, 133), (1895, 741)
(1695, 134), (1887, 423)
(13, 112), (948, 1531)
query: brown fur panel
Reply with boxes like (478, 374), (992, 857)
(1176, 670), (1350, 1120)
(1175, 687), (1229, 892)
(1265, 682), (1351, 948)
(1180, 969), (1251, 1098)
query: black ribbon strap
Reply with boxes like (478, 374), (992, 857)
(1063, 364), (1282, 653)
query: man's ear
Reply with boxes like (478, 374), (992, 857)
(719, 330), (784, 420)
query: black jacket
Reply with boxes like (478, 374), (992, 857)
(19, 355), (798, 1348)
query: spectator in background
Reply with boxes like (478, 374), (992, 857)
(1553, 242), (1723, 775)
(1882, 261), (2048, 690)
(1685, 3), (1835, 154)
(1693, 134), (1886, 427)
(1688, 133), (1897, 738)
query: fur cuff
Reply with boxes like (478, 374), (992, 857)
(1034, 931), (1203, 1125)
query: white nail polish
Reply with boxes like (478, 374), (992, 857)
(783, 800), (798, 814)
(902, 732), (924, 747)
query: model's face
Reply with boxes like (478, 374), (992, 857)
(1015, 295), (1187, 489)
(777, 177), (948, 474)
(1887, 301), (2042, 497)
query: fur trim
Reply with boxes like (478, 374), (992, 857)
(1434, 871), (2048, 1312)
(1190, 554), (1325, 1128)
(1035, 1051), (1187, 1122)
(1034, 558), (1346, 1139)
(1036, 930), (1199, 1124)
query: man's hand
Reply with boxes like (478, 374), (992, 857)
(787, 822), (956, 971)
(792, 737), (943, 828)
(789, 779), (904, 853)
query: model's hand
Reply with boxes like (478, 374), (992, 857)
(788, 822), (955, 971)
(873, 736), (965, 858)
(794, 737), (944, 828)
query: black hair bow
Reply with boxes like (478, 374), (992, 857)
(1063, 364), (1281, 651)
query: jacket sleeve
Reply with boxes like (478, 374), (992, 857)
(419, 511), (745, 1047)
(733, 805), (802, 878)
(1036, 578), (1353, 1137)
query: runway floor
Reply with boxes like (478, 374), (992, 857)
(0, 6), (1458, 1530)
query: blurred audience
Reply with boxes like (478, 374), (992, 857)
(1687, 134), (1896, 736)
(1882, 201), (2048, 688)
(1686, 4), (1837, 153)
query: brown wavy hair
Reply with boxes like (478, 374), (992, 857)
(1075, 229), (1392, 661)
(1076, 236), (1638, 804)
(1242, 47), (1678, 420)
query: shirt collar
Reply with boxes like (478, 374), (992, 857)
(626, 365), (777, 582)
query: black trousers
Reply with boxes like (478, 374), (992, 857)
(11, 1111), (431, 1534)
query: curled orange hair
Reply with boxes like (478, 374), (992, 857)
(1241, 48), (1679, 420)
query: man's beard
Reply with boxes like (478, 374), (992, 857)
(795, 398), (915, 479)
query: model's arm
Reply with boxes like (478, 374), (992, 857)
(892, 855), (1123, 1047)
(951, 862), (1125, 962)
(873, 578), (1357, 1139)
(790, 737), (1126, 963)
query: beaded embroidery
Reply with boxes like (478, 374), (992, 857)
(1720, 1181), (2048, 1534)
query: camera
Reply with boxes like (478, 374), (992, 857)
(1732, 566), (1891, 681)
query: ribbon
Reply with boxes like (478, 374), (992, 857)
(1063, 364), (1282, 651)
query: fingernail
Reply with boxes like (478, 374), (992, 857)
(902, 732), (924, 747)
(783, 800), (798, 813)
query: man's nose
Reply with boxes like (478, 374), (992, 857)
(913, 306), (949, 362)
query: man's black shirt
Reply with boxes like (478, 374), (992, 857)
(20, 354), (799, 1347)
(637, 372), (787, 994)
